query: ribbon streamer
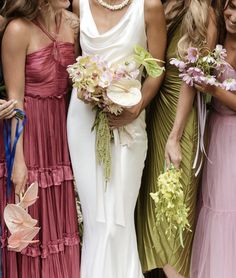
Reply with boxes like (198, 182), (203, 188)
(193, 93), (212, 176)
(4, 109), (26, 197)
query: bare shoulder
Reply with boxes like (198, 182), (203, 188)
(144, 0), (164, 23)
(63, 10), (80, 36)
(3, 18), (31, 48)
(144, 0), (163, 12)
(4, 18), (31, 38)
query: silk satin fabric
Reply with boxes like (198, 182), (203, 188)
(67, 0), (147, 277)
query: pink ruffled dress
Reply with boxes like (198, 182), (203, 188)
(190, 64), (236, 278)
(0, 22), (80, 278)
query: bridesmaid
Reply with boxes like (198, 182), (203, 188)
(137, 0), (218, 277)
(190, 0), (236, 277)
(68, 0), (166, 277)
(1, 0), (80, 277)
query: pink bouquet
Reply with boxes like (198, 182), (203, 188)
(67, 46), (164, 182)
(170, 45), (236, 90)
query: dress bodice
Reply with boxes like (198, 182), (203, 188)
(213, 63), (236, 115)
(25, 22), (75, 98)
(80, 0), (147, 71)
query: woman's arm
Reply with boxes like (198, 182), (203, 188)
(165, 84), (196, 167)
(165, 7), (218, 168)
(2, 19), (30, 194)
(109, 0), (167, 128)
(72, 0), (80, 17)
(141, 0), (166, 109)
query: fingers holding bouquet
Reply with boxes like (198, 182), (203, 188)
(107, 97), (143, 129)
(193, 80), (218, 96)
(0, 99), (17, 119)
(165, 137), (182, 169)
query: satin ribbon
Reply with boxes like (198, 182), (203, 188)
(4, 109), (26, 197)
(193, 93), (212, 176)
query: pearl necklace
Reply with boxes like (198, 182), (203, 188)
(97, 0), (131, 11)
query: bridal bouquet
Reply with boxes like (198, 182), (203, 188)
(67, 45), (164, 182)
(150, 166), (191, 247)
(170, 44), (236, 90)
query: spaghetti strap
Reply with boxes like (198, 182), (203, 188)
(32, 20), (57, 42)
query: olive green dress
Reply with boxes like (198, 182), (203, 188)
(136, 13), (199, 278)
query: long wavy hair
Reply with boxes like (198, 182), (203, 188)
(1, 0), (39, 21)
(177, 0), (213, 59)
(163, 0), (186, 30)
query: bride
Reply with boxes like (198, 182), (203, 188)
(67, 0), (166, 277)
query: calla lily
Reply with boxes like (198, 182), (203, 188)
(107, 79), (142, 107)
(8, 227), (40, 252)
(4, 204), (37, 234)
(133, 45), (165, 78)
(18, 182), (39, 209)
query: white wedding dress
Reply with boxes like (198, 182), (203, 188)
(67, 0), (147, 277)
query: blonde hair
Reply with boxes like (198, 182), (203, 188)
(178, 0), (211, 59)
(164, 0), (186, 30)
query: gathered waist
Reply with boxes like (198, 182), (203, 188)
(24, 91), (68, 99)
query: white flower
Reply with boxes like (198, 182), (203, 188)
(200, 75), (217, 86)
(214, 44), (227, 60)
(222, 78), (236, 91)
(107, 79), (142, 107)
(98, 71), (113, 88)
(202, 55), (216, 64)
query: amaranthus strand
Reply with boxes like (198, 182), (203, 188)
(92, 110), (112, 183)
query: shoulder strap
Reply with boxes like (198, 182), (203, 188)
(32, 20), (57, 42)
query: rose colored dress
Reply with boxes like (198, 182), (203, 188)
(0, 22), (80, 278)
(0, 120), (5, 278)
(190, 64), (236, 278)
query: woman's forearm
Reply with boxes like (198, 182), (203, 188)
(141, 73), (165, 110)
(169, 83), (196, 141)
(10, 99), (25, 162)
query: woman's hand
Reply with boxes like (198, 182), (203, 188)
(12, 158), (28, 195)
(165, 136), (182, 169)
(0, 99), (17, 119)
(194, 81), (218, 96)
(108, 100), (143, 129)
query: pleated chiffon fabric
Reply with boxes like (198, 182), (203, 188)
(136, 13), (199, 277)
(0, 40), (80, 277)
(191, 64), (236, 278)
